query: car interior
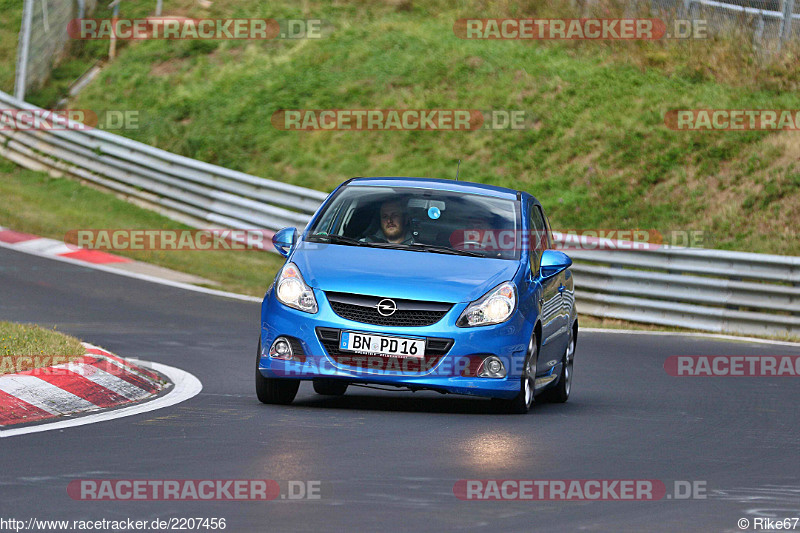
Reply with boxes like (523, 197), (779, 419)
(334, 194), (515, 259)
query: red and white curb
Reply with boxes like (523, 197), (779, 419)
(0, 226), (130, 264)
(0, 343), (202, 437)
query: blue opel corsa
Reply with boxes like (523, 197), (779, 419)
(257, 177), (577, 413)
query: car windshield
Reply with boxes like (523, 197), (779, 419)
(307, 185), (520, 260)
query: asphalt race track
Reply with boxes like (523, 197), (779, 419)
(1, 246), (799, 532)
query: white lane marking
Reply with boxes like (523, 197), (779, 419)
(64, 362), (150, 401)
(0, 240), (261, 303)
(0, 375), (95, 414)
(0, 361), (202, 438)
(580, 327), (800, 347)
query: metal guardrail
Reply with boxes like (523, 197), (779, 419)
(569, 246), (800, 337)
(0, 90), (328, 236)
(0, 90), (797, 337)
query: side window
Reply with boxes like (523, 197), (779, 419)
(528, 203), (547, 273)
(312, 194), (347, 235)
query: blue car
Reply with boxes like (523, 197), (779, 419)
(257, 177), (577, 413)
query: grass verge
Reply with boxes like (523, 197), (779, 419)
(0, 321), (85, 375)
(0, 0), (22, 94)
(0, 160), (286, 297)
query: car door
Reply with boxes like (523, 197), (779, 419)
(529, 203), (562, 375)
(543, 211), (570, 358)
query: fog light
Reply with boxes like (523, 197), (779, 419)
(478, 356), (506, 378)
(269, 337), (294, 360)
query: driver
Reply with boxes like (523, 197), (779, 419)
(362, 198), (415, 245)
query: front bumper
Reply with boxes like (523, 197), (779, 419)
(258, 288), (531, 400)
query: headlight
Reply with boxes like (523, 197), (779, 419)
(456, 282), (517, 327)
(275, 262), (318, 313)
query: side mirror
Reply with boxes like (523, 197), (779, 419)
(539, 250), (572, 278)
(272, 227), (297, 257)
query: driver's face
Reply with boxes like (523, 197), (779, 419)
(380, 202), (405, 240)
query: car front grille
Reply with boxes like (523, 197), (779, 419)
(325, 292), (452, 327)
(316, 327), (453, 373)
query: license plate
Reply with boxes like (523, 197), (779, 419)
(339, 331), (425, 358)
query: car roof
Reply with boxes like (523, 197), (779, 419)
(346, 177), (521, 201)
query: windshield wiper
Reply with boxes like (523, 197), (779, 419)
(309, 235), (487, 257)
(409, 243), (486, 257)
(364, 241), (413, 250)
(307, 234), (367, 246)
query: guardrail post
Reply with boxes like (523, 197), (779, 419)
(683, 0), (694, 18)
(14, 0), (35, 101)
(755, 13), (766, 44)
(109, 0), (121, 60)
(780, 0), (796, 50)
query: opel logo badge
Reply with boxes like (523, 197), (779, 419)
(376, 299), (397, 317)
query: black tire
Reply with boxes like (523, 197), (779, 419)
(541, 325), (574, 404)
(313, 379), (349, 396)
(255, 338), (300, 405)
(493, 331), (537, 414)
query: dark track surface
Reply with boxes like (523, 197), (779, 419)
(1, 246), (799, 532)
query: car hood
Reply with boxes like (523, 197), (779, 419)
(290, 241), (520, 303)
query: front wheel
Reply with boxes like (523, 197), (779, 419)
(493, 332), (537, 414)
(255, 338), (300, 405)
